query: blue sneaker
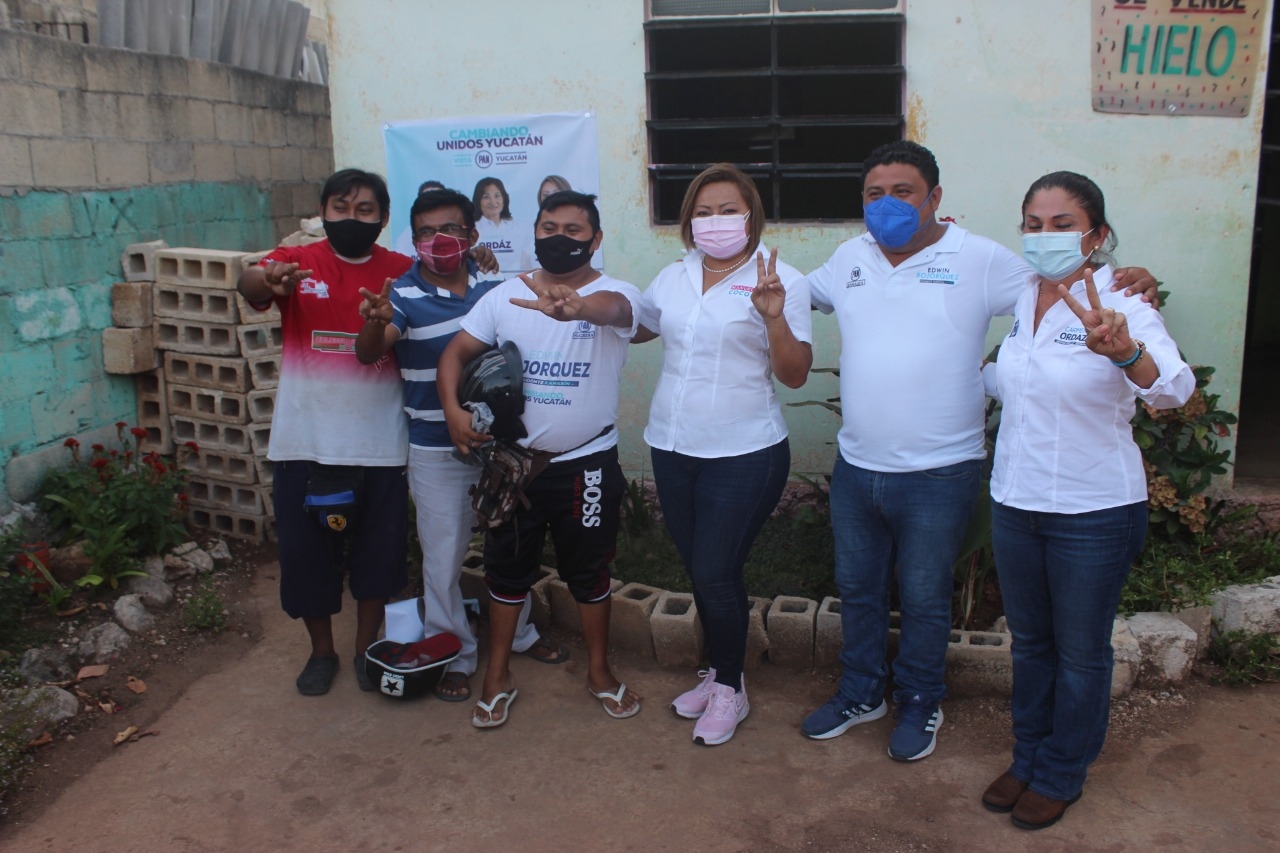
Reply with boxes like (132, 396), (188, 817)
(801, 695), (887, 740)
(888, 695), (943, 761)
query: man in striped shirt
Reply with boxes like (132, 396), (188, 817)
(356, 189), (565, 703)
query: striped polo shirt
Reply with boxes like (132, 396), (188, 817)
(390, 263), (502, 449)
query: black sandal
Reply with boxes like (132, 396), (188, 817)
(519, 636), (570, 665)
(296, 655), (339, 696)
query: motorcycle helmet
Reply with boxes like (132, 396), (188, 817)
(459, 340), (527, 441)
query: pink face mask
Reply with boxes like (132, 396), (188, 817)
(691, 212), (751, 260)
(415, 233), (468, 275)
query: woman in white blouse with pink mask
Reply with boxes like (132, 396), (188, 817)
(979, 171), (1193, 830)
(635, 163), (812, 746)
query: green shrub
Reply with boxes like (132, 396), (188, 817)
(1207, 630), (1280, 686)
(184, 579), (228, 632)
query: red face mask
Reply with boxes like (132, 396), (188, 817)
(415, 233), (468, 275)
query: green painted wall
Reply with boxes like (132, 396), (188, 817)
(0, 182), (274, 510)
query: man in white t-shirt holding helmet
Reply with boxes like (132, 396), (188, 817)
(437, 191), (643, 729)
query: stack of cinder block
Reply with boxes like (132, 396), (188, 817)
(106, 239), (282, 543)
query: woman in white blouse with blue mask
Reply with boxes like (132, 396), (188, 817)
(635, 163), (812, 747)
(979, 171), (1194, 831)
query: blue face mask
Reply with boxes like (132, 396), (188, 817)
(1020, 229), (1095, 281)
(863, 193), (933, 250)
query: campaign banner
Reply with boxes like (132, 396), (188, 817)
(383, 111), (602, 273)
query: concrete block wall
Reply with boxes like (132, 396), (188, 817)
(0, 27), (333, 512)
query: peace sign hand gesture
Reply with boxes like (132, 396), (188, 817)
(358, 278), (395, 327)
(1058, 268), (1136, 361)
(751, 250), (785, 321)
(509, 272), (584, 321)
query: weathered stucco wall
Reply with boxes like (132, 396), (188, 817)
(323, 0), (1272, 480)
(0, 27), (334, 511)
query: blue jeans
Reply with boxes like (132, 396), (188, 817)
(830, 455), (982, 707)
(651, 440), (790, 689)
(991, 499), (1146, 801)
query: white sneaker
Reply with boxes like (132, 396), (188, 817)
(692, 682), (749, 746)
(670, 668), (716, 719)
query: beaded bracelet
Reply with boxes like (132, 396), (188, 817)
(1111, 340), (1145, 369)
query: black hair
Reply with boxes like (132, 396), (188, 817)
(472, 177), (512, 221)
(863, 140), (941, 191)
(536, 190), (601, 234)
(417, 179), (445, 195)
(320, 168), (391, 220)
(1021, 170), (1118, 263)
(409, 189), (476, 230)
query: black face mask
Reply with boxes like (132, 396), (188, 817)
(323, 217), (383, 258)
(534, 234), (594, 275)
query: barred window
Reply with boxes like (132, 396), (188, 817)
(646, 1), (905, 222)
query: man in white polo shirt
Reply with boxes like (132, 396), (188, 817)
(801, 141), (1157, 762)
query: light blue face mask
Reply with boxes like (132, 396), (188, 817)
(1021, 229), (1095, 280)
(864, 194), (932, 250)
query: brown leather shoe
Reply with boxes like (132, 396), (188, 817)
(1011, 789), (1082, 830)
(981, 771), (1028, 813)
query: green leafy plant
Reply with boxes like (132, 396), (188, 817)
(1207, 629), (1280, 686)
(184, 578), (228, 632)
(1132, 365), (1243, 545)
(40, 424), (194, 574)
(620, 478), (656, 539)
(1121, 528), (1280, 613)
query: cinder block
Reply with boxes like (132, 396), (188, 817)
(135, 370), (173, 454)
(1111, 617), (1141, 698)
(168, 384), (248, 425)
(103, 326), (158, 374)
(32, 138), (95, 188)
(164, 352), (250, 393)
(1211, 576), (1280, 636)
(651, 591), (704, 669)
(186, 476), (264, 515)
(179, 449), (258, 485)
(236, 323), (283, 356)
(260, 486), (274, 518)
(187, 506), (265, 543)
(549, 577), (622, 636)
(111, 281), (153, 327)
(153, 318), (239, 355)
(1128, 611), (1197, 686)
(945, 630), (1013, 697)
(94, 140), (150, 188)
(152, 282), (240, 323)
(529, 569), (555, 632)
(247, 388), (276, 423)
(170, 417), (252, 454)
(121, 239), (167, 282)
(745, 596), (771, 670)
(1172, 605), (1213, 658)
(248, 354), (281, 389)
(766, 596), (817, 668)
(155, 248), (247, 290)
(234, 291), (280, 325)
(611, 583), (661, 658)
(814, 596), (842, 669)
(249, 423), (271, 456)
(254, 457), (274, 486)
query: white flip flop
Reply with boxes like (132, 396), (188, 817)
(589, 682), (641, 719)
(472, 688), (518, 728)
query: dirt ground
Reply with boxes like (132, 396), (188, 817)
(1, 560), (1278, 853)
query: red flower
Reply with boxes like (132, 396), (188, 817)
(64, 438), (80, 449)
(90, 457), (109, 469)
(130, 427), (149, 439)
(115, 421), (127, 429)
(91, 443), (105, 452)
(184, 441), (200, 451)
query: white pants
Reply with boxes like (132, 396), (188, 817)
(407, 446), (539, 675)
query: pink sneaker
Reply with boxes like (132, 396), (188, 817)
(692, 682), (749, 746)
(670, 668), (716, 719)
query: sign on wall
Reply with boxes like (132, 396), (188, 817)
(1092, 0), (1262, 116)
(383, 111), (602, 273)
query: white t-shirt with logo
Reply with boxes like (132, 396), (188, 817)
(983, 264), (1193, 513)
(807, 224), (1032, 473)
(639, 247), (812, 458)
(460, 273), (642, 462)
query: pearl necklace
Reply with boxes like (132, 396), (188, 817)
(701, 252), (752, 275)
